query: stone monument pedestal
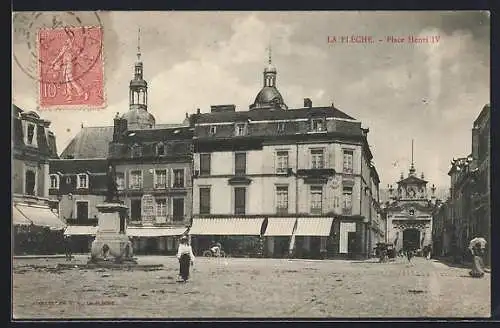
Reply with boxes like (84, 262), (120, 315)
(88, 203), (137, 265)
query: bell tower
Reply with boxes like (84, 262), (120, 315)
(129, 27), (148, 111)
(263, 45), (277, 87)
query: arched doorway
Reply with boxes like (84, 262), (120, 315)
(403, 228), (420, 250)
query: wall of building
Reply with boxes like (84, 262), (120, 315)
(58, 194), (106, 221)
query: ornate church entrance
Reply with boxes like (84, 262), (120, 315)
(403, 228), (420, 250)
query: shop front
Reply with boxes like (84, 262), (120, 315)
(189, 217), (266, 257)
(126, 227), (188, 255)
(290, 217), (334, 259)
(263, 217), (297, 258)
(13, 203), (67, 255)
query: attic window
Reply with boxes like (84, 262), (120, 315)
(25, 122), (38, 147)
(235, 123), (247, 136)
(277, 122), (286, 133)
(209, 125), (217, 136)
(77, 173), (89, 189)
(156, 142), (165, 156)
(49, 174), (60, 189)
(310, 118), (326, 132)
(131, 144), (142, 158)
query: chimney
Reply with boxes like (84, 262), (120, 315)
(304, 98), (312, 108)
(196, 108), (201, 115)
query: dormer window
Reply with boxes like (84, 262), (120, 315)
(131, 144), (142, 158)
(209, 125), (217, 136)
(311, 118), (326, 132)
(77, 173), (89, 189)
(24, 122), (38, 147)
(156, 142), (165, 156)
(49, 174), (60, 189)
(277, 122), (286, 133)
(409, 208), (415, 216)
(235, 123), (247, 136)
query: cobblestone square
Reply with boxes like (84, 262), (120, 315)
(12, 256), (490, 319)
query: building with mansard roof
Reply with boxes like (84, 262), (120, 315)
(189, 48), (383, 259)
(12, 105), (66, 254)
(49, 33), (193, 255)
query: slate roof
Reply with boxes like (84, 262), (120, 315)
(12, 104), (58, 158)
(194, 106), (356, 124)
(60, 126), (113, 159)
(49, 158), (108, 174)
(59, 124), (193, 159)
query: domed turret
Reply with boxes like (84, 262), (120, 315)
(250, 45), (287, 110)
(123, 27), (155, 129)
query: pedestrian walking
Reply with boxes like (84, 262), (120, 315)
(64, 235), (72, 261)
(176, 235), (195, 282)
(426, 246), (432, 260)
(406, 248), (413, 264)
(469, 242), (486, 278)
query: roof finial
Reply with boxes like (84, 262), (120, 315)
(409, 139), (416, 175)
(268, 43), (272, 65)
(137, 27), (141, 61)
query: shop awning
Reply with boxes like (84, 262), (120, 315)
(264, 217), (297, 236)
(12, 205), (33, 226)
(294, 217), (334, 237)
(64, 225), (98, 236)
(15, 204), (66, 230)
(127, 227), (188, 237)
(189, 218), (265, 235)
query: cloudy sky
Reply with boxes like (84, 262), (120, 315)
(12, 11), (490, 190)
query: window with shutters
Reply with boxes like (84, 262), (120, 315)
(154, 169), (167, 189)
(343, 149), (354, 173)
(199, 187), (211, 214)
(343, 186), (353, 214)
(200, 153), (211, 175)
(173, 169), (184, 188)
(173, 198), (184, 221)
(129, 170), (142, 189)
(234, 187), (246, 215)
(276, 185), (289, 214)
(156, 198), (167, 217)
(235, 152), (246, 175)
(310, 186), (323, 214)
(276, 151), (289, 174)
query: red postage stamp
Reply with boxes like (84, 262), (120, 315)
(38, 26), (105, 109)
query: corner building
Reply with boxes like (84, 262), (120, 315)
(189, 54), (382, 259)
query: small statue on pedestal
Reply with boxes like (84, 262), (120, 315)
(105, 163), (120, 203)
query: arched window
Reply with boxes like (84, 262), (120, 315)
(25, 170), (36, 195)
(49, 174), (59, 189)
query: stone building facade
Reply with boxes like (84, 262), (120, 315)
(383, 158), (437, 253)
(12, 105), (66, 254)
(50, 42), (192, 254)
(439, 104), (490, 263)
(189, 53), (383, 259)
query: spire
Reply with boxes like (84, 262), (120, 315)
(137, 27), (141, 61)
(268, 43), (272, 65)
(409, 139), (416, 176)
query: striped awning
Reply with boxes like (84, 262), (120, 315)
(294, 217), (334, 237)
(127, 227), (188, 237)
(64, 225), (98, 236)
(264, 217), (297, 236)
(13, 205), (33, 226)
(15, 204), (66, 230)
(189, 218), (265, 236)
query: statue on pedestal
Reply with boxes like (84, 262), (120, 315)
(105, 163), (120, 204)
